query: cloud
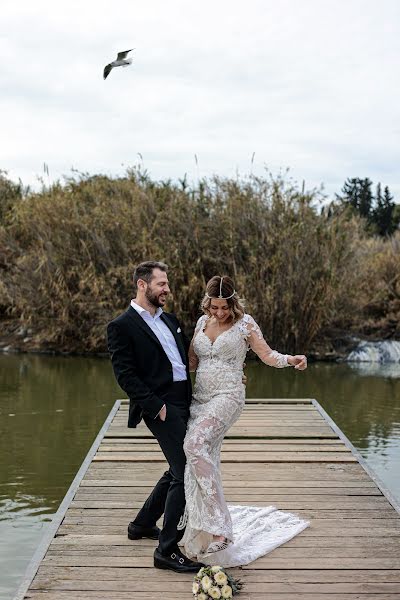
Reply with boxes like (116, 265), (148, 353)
(1, 0), (400, 199)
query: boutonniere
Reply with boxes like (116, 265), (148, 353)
(177, 327), (181, 333)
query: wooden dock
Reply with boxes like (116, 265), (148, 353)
(16, 398), (400, 600)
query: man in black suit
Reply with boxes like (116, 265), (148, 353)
(107, 261), (204, 573)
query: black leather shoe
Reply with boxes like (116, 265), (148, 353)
(128, 522), (160, 540)
(154, 548), (205, 573)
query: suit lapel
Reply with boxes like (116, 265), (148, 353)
(126, 306), (166, 355)
(160, 313), (187, 366)
(126, 306), (187, 366)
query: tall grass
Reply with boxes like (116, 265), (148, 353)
(0, 169), (398, 353)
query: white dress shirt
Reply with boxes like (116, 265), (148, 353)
(130, 300), (187, 382)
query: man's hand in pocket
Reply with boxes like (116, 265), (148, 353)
(159, 405), (167, 421)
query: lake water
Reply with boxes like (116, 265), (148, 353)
(1, 354), (400, 599)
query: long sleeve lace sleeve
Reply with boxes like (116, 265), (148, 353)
(241, 315), (291, 368)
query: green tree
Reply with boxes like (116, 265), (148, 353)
(337, 177), (374, 221)
(338, 178), (399, 237)
(393, 203), (400, 232)
(372, 185), (397, 236)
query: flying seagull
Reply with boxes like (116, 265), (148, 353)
(103, 49), (134, 80)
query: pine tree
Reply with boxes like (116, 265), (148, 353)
(358, 178), (373, 219)
(372, 185), (396, 236)
(393, 204), (400, 232)
(338, 177), (359, 210)
(337, 177), (373, 221)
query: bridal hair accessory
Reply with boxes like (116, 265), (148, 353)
(192, 565), (243, 598)
(205, 276), (237, 300)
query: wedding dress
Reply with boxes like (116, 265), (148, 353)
(180, 313), (309, 568)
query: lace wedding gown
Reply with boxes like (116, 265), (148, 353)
(180, 314), (309, 568)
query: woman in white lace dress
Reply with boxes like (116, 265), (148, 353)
(180, 275), (309, 568)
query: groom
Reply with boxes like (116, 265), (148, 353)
(107, 261), (205, 573)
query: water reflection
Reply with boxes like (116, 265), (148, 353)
(347, 361), (400, 379)
(0, 495), (54, 600)
(0, 355), (119, 505)
(0, 354), (399, 599)
(0, 354), (119, 599)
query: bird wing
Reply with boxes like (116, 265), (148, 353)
(117, 49), (133, 60)
(103, 63), (113, 79)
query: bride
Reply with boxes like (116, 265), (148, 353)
(180, 275), (309, 567)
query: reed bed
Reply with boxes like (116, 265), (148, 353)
(0, 169), (398, 354)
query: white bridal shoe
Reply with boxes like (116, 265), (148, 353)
(204, 538), (229, 555)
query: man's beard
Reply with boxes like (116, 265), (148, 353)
(145, 286), (165, 308)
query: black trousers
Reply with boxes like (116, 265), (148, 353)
(133, 381), (190, 555)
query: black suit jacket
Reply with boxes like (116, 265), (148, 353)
(107, 305), (192, 428)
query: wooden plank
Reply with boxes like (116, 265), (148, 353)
(56, 524), (400, 537)
(111, 418), (327, 424)
(80, 479), (376, 487)
(24, 592), (400, 600)
(98, 439), (349, 446)
(66, 507), (398, 519)
(98, 444), (350, 452)
(28, 577), (400, 593)
(32, 566), (400, 582)
(78, 485), (380, 495)
(93, 451), (356, 462)
(40, 553), (400, 569)
(70, 499), (389, 509)
(86, 461), (365, 471)
(117, 398), (315, 404)
(105, 422), (339, 438)
(71, 494), (384, 504)
(58, 509), (400, 528)
(45, 542), (400, 559)
(85, 467), (371, 480)
(51, 525), (400, 544)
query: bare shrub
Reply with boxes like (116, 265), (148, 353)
(0, 169), (390, 353)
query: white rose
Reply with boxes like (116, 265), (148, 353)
(197, 594), (208, 600)
(209, 587), (222, 599)
(221, 584), (233, 598)
(211, 565), (222, 573)
(197, 566), (206, 576)
(201, 575), (212, 591)
(192, 582), (200, 594)
(214, 571), (228, 586)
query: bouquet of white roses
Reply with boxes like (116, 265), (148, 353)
(192, 565), (243, 599)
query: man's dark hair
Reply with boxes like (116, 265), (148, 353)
(133, 261), (168, 289)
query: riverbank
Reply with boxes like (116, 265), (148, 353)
(0, 318), (107, 358)
(1, 317), (397, 361)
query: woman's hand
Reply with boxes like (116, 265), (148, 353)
(289, 355), (307, 370)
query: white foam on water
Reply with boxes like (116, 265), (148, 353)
(347, 340), (400, 363)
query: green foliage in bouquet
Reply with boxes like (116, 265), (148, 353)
(192, 565), (243, 599)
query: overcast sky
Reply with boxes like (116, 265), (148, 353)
(1, 0), (400, 199)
